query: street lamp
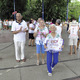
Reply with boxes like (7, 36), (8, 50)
(66, 0), (69, 21)
(42, 0), (44, 20)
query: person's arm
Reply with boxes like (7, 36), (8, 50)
(12, 27), (22, 34)
(33, 27), (38, 37)
(78, 25), (79, 37)
(41, 33), (48, 37)
(29, 27), (35, 30)
(33, 32), (38, 37)
(41, 27), (49, 37)
(68, 24), (70, 34)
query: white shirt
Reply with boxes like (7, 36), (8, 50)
(29, 23), (35, 33)
(11, 20), (28, 42)
(34, 26), (49, 45)
(56, 25), (62, 37)
(9, 21), (13, 26)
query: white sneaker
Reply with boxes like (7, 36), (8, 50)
(36, 60), (39, 66)
(47, 67), (54, 72)
(48, 73), (52, 76)
(42, 59), (45, 64)
(52, 67), (54, 71)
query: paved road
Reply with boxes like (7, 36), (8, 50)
(0, 27), (80, 80)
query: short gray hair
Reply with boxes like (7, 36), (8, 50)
(56, 19), (61, 25)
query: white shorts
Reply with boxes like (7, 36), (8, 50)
(69, 38), (78, 46)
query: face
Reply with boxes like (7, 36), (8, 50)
(50, 26), (56, 33)
(39, 20), (45, 27)
(38, 18), (41, 23)
(16, 13), (22, 21)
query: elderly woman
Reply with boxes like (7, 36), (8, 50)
(44, 24), (64, 76)
(34, 19), (49, 65)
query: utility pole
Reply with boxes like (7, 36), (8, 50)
(42, 0), (44, 20)
(13, 0), (16, 20)
(66, 0), (69, 21)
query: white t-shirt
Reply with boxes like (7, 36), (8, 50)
(9, 21), (13, 26)
(56, 25), (62, 37)
(34, 26), (49, 45)
(29, 23), (35, 33)
(11, 20), (28, 42)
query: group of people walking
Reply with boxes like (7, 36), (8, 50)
(11, 13), (79, 76)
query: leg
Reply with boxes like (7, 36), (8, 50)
(74, 38), (78, 54)
(69, 38), (73, 55)
(41, 45), (45, 64)
(41, 54), (45, 64)
(32, 39), (34, 46)
(70, 45), (73, 55)
(74, 45), (77, 54)
(36, 44), (40, 65)
(28, 39), (31, 46)
(47, 51), (52, 73)
(21, 42), (25, 61)
(77, 39), (80, 49)
(14, 41), (20, 61)
(52, 52), (59, 68)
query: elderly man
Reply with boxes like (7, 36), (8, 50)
(11, 13), (28, 62)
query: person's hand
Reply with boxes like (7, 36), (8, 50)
(23, 28), (27, 32)
(37, 29), (39, 33)
(29, 27), (32, 29)
(41, 32), (44, 35)
(62, 45), (64, 48)
(44, 45), (47, 49)
(19, 27), (22, 32)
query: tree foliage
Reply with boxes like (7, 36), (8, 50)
(68, 0), (80, 21)
(23, 0), (70, 21)
(0, 0), (71, 21)
(0, 0), (26, 20)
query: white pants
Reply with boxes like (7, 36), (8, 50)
(14, 41), (25, 60)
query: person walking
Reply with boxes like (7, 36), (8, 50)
(28, 20), (35, 46)
(11, 13), (28, 62)
(68, 18), (79, 55)
(34, 19), (49, 65)
(44, 24), (64, 76)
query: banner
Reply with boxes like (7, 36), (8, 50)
(69, 21), (78, 39)
(45, 38), (63, 52)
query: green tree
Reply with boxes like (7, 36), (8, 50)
(68, 0), (80, 20)
(44, 0), (69, 21)
(23, 0), (71, 21)
(0, 0), (26, 20)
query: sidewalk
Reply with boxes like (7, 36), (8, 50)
(0, 27), (80, 80)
